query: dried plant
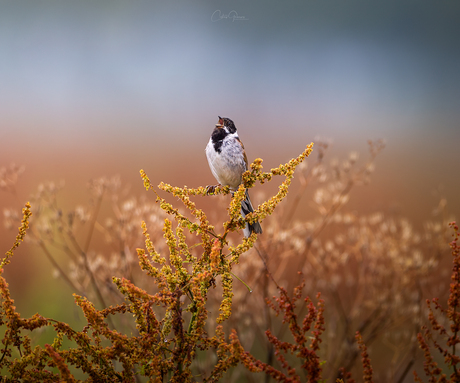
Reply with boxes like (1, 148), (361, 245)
(0, 144), (315, 381)
(0, 163), (25, 196)
(229, 282), (326, 383)
(0, 138), (457, 382)
(413, 221), (460, 382)
(207, 139), (452, 382)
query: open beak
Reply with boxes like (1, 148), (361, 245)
(216, 116), (224, 127)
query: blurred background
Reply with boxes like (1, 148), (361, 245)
(1, 0), (459, 217)
(0, 0), (459, 379)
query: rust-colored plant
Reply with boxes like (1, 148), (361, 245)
(229, 281), (325, 383)
(1, 141), (458, 382)
(414, 221), (460, 382)
(0, 145), (314, 381)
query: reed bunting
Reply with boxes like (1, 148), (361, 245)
(205, 116), (262, 237)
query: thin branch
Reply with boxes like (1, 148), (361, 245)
(38, 240), (84, 296)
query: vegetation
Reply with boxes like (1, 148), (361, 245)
(0, 141), (457, 381)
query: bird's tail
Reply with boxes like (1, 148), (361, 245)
(240, 189), (262, 238)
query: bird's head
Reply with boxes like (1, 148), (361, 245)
(217, 116), (237, 133)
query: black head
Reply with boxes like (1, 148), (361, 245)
(218, 116), (237, 134)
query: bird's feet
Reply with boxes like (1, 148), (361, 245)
(206, 184), (221, 195)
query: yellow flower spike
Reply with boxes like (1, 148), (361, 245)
(137, 248), (161, 279)
(141, 221), (165, 264)
(177, 225), (195, 263)
(139, 169), (151, 191)
(217, 271), (234, 323)
(161, 263), (175, 286)
(163, 220), (177, 259)
(157, 181), (215, 245)
(229, 185), (246, 219)
(162, 310), (173, 338)
(2, 202), (32, 269)
(228, 234), (256, 265)
(250, 158), (263, 172)
(164, 219), (191, 287)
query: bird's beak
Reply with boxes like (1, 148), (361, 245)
(216, 116), (224, 127)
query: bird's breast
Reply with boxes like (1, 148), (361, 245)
(206, 137), (246, 189)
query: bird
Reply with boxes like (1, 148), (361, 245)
(205, 116), (262, 237)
